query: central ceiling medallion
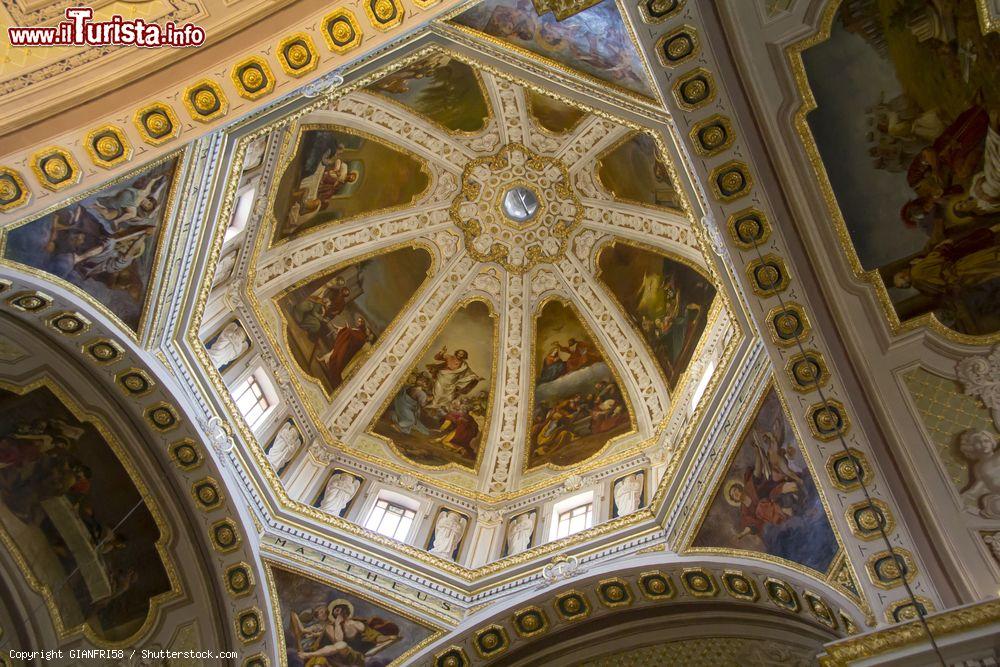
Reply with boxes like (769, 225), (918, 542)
(501, 185), (540, 224)
(450, 143), (582, 274)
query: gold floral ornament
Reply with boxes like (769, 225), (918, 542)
(134, 103), (180, 145)
(278, 33), (319, 77)
(710, 160), (753, 202)
(512, 606), (548, 637)
(365, 0), (404, 31)
(322, 9), (363, 53)
(0, 167), (29, 211)
(656, 26), (699, 67)
(766, 302), (810, 347)
(785, 349), (829, 393)
(434, 646), (469, 667)
(747, 254), (790, 296)
(7, 290), (51, 312)
(47, 311), (90, 335)
(638, 0), (684, 23)
(846, 498), (893, 541)
(764, 578), (800, 612)
(83, 337), (123, 364)
(450, 143), (582, 274)
(472, 625), (508, 659)
(807, 399), (849, 441)
(85, 125), (131, 168)
(826, 448), (872, 491)
(728, 208), (771, 249)
(672, 68), (715, 110)
(235, 607), (264, 643)
(32, 147), (80, 191)
(233, 57), (275, 100)
(211, 518), (242, 552)
(690, 115), (735, 157)
(184, 79), (228, 122)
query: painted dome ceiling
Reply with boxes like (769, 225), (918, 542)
(236, 45), (737, 507)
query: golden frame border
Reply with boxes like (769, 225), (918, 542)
(785, 0), (1000, 344)
(262, 558), (446, 667)
(364, 295), (499, 475)
(681, 377), (857, 595)
(0, 376), (181, 646)
(522, 294), (640, 474)
(0, 149), (187, 343)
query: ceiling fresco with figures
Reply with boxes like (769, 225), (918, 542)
(14, 0), (1000, 659)
(237, 45), (736, 502)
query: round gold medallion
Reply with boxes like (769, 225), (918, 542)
(194, 89), (217, 112)
(146, 111), (171, 134)
(332, 21), (352, 41)
(667, 37), (691, 59)
(241, 67), (264, 89)
(96, 135), (121, 158)
(721, 171), (744, 192)
(287, 43), (309, 67)
(374, 0), (394, 20)
(702, 126), (725, 148)
(0, 180), (16, 200)
(42, 158), (69, 180)
(683, 79), (706, 100)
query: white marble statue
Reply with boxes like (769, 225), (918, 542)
(206, 321), (249, 369)
(506, 511), (535, 556)
(613, 471), (645, 517)
(429, 510), (467, 560)
(266, 421), (301, 472)
(320, 472), (361, 517)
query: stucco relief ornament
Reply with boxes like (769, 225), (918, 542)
(541, 554), (581, 584)
(450, 143), (583, 274)
(563, 474), (584, 492)
(956, 344), (1000, 430)
(477, 508), (503, 526)
(201, 415), (235, 455)
(308, 441), (338, 466)
(985, 532), (1000, 565)
(959, 430), (1000, 518)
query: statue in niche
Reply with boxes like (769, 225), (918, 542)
(613, 471), (645, 516)
(506, 511), (535, 556)
(429, 510), (467, 560)
(206, 321), (249, 370)
(267, 421), (301, 472)
(319, 472), (361, 517)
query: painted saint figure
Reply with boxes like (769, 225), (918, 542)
(292, 599), (402, 665)
(426, 347), (482, 409)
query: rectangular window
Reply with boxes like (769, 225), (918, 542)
(555, 502), (593, 539)
(232, 374), (270, 430)
(364, 498), (416, 541)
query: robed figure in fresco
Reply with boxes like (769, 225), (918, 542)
(802, 0), (1000, 335)
(291, 599), (402, 667)
(692, 388), (838, 574)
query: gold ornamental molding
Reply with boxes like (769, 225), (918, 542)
(819, 599), (1000, 666)
(0, 0), (465, 218)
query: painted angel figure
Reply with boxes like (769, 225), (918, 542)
(728, 415), (804, 541)
(86, 174), (168, 233)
